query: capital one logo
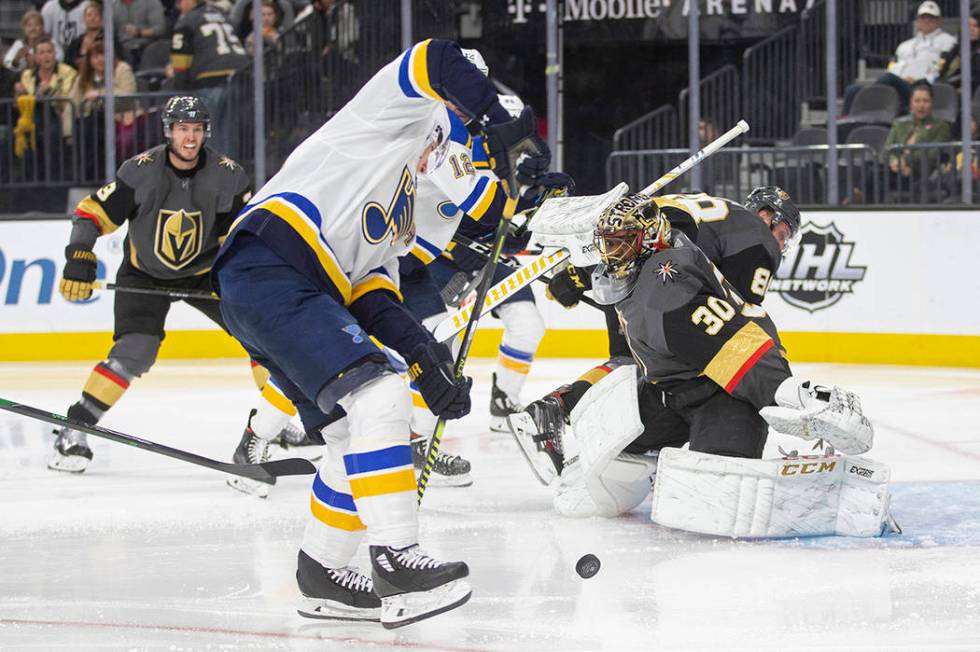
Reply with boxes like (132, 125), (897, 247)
(770, 222), (867, 312)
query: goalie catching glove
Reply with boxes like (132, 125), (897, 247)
(59, 244), (98, 302)
(760, 377), (874, 454)
(408, 342), (472, 420)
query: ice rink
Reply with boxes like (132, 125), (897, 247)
(1, 358), (979, 651)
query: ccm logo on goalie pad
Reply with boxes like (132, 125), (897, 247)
(780, 460), (837, 476)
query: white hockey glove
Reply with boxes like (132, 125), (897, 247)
(760, 377), (874, 454)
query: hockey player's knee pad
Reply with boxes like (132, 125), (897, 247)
(107, 333), (161, 378)
(336, 372), (411, 450)
(497, 300), (545, 351)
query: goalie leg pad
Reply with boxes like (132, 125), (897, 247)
(567, 364), (644, 471)
(650, 448), (893, 538)
(554, 453), (658, 518)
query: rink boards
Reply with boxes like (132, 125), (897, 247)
(0, 209), (977, 366)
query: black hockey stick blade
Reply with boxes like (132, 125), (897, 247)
(0, 397), (316, 483)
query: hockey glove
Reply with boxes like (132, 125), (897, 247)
(59, 244), (98, 302)
(408, 342), (472, 420)
(483, 106), (547, 199)
(759, 377), (874, 454)
(522, 171), (576, 205)
(546, 265), (592, 308)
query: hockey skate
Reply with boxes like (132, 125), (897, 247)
(370, 544), (471, 629)
(227, 419), (275, 498)
(411, 433), (472, 487)
(489, 373), (521, 433)
(48, 426), (93, 473)
(295, 550), (381, 622)
(506, 395), (566, 486)
(270, 421), (324, 462)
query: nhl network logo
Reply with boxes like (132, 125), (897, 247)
(770, 222), (866, 312)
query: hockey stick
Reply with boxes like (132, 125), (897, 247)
(431, 121), (752, 341)
(0, 397), (316, 483)
(450, 233), (602, 310)
(94, 281), (219, 301)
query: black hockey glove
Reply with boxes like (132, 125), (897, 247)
(546, 265), (592, 309)
(59, 244), (98, 302)
(522, 171), (576, 205)
(483, 106), (548, 199)
(408, 341), (472, 420)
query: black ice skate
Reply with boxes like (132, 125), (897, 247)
(295, 550), (381, 622)
(227, 411), (275, 498)
(270, 421), (324, 462)
(506, 394), (566, 486)
(489, 373), (521, 433)
(411, 433), (472, 488)
(48, 426), (93, 473)
(370, 544), (471, 629)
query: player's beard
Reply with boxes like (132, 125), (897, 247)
(170, 142), (202, 165)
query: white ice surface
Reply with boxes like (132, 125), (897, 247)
(1, 359), (979, 651)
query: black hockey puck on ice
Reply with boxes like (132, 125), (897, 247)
(576, 554), (600, 579)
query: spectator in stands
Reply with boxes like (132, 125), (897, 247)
(4, 10), (64, 74)
(113, 0), (166, 66)
(13, 36), (76, 172)
(232, 0), (293, 43)
(883, 82), (951, 197)
(939, 11), (980, 94)
(70, 41), (139, 174)
(843, 1), (956, 116)
(64, 1), (123, 68)
(169, 0), (248, 154)
(41, 0), (89, 56)
(245, 0), (283, 54)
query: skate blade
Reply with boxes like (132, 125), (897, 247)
(47, 453), (89, 474)
(380, 579), (472, 630)
(296, 596), (380, 622)
(418, 471), (473, 488)
(506, 413), (557, 486)
(226, 476), (269, 498)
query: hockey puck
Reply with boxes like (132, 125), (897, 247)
(575, 554), (600, 579)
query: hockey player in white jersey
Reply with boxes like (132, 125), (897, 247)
(401, 49), (570, 485)
(212, 39), (546, 628)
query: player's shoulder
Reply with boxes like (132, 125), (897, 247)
(118, 144), (167, 183)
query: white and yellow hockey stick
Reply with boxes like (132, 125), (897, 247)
(431, 120), (751, 342)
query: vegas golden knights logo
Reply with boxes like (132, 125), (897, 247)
(154, 209), (203, 270)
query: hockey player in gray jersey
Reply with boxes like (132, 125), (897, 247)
(509, 187), (795, 484)
(51, 96), (304, 484)
(523, 192), (892, 538)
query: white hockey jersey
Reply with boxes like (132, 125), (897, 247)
(230, 40), (455, 305)
(411, 112), (499, 266)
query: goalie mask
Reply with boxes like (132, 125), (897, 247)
(162, 95), (212, 141)
(594, 193), (671, 279)
(744, 186), (801, 254)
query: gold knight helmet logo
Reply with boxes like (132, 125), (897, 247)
(154, 209), (203, 270)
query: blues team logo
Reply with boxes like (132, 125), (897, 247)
(362, 168), (416, 247)
(770, 222), (866, 312)
(154, 209), (203, 270)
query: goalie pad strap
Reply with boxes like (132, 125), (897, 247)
(651, 448), (892, 538)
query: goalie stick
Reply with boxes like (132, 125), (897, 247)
(0, 397), (316, 483)
(449, 233), (602, 310)
(431, 120), (751, 342)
